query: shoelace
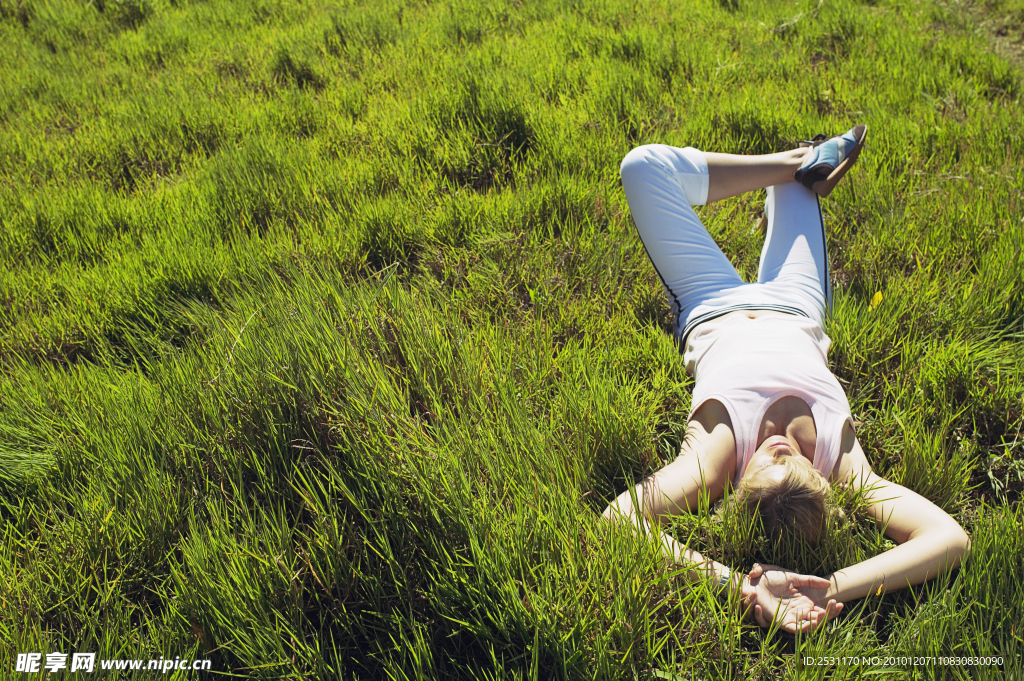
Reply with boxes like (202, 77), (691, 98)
(797, 133), (829, 148)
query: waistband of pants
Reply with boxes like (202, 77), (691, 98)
(678, 304), (811, 350)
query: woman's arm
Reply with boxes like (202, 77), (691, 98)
(601, 401), (746, 594)
(603, 496), (742, 593)
(822, 435), (971, 602)
(747, 431), (969, 631)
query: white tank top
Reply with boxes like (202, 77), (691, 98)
(683, 312), (853, 485)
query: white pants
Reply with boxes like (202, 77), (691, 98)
(620, 144), (831, 347)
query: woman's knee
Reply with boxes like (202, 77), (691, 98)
(619, 145), (663, 183)
(621, 144), (708, 206)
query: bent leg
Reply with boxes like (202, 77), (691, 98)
(704, 148), (811, 204)
(757, 182), (830, 326)
(619, 145), (742, 327)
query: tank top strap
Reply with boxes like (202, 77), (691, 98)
(810, 400), (848, 480)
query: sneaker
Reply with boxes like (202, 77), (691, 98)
(793, 124), (867, 197)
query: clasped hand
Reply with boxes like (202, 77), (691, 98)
(736, 563), (843, 634)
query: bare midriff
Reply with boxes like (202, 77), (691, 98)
(684, 308), (797, 355)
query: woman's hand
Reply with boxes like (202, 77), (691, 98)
(746, 563), (843, 633)
(735, 572), (759, 613)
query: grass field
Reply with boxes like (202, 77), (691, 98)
(2, 0), (1024, 677)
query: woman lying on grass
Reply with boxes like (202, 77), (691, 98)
(602, 126), (971, 633)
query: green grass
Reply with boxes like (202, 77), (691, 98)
(1, 0), (1023, 676)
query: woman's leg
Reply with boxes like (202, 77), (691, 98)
(756, 182), (830, 326)
(620, 144), (828, 340)
(704, 148), (812, 204)
(619, 145), (744, 330)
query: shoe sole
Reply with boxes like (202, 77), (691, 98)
(810, 124), (867, 198)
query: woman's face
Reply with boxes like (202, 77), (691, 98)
(741, 434), (817, 485)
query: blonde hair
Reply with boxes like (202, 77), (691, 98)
(734, 458), (834, 545)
